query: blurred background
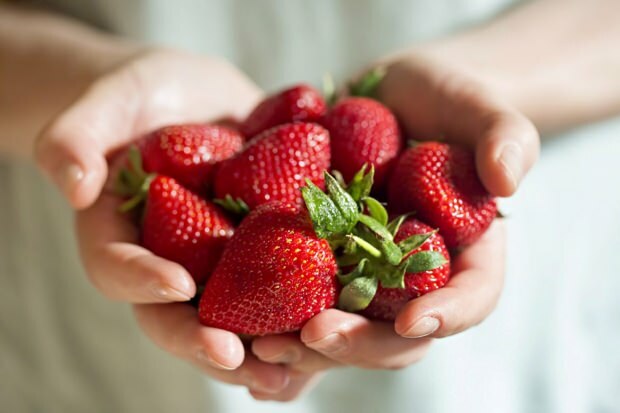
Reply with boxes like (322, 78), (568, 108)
(1, 0), (619, 412)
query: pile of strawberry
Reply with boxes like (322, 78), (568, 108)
(117, 75), (497, 336)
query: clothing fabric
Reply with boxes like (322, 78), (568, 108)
(2, 1), (620, 412)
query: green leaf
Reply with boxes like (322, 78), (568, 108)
(349, 66), (387, 98)
(338, 275), (378, 312)
(379, 265), (407, 289)
(358, 214), (393, 241)
(115, 168), (136, 196)
(323, 72), (337, 106)
(338, 258), (369, 286)
(324, 172), (359, 231)
(214, 195), (250, 215)
(336, 253), (364, 267)
(363, 197), (388, 226)
(378, 239), (403, 266)
(118, 174), (155, 213)
(386, 214), (408, 237)
(397, 232), (435, 255)
(301, 179), (347, 238)
(127, 145), (147, 180)
(357, 215), (402, 265)
(404, 251), (448, 273)
(347, 164), (374, 202)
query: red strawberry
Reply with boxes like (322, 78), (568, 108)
(198, 202), (338, 336)
(140, 176), (235, 284)
(301, 168), (450, 321)
(388, 142), (497, 248)
(362, 219), (450, 321)
(117, 147), (235, 284)
(322, 97), (402, 189)
(214, 122), (330, 210)
(141, 124), (243, 193)
(241, 84), (327, 138)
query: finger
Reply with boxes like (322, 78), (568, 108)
(395, 219), (506, 338)
(252, 334), (339, 373)
(35, 52), (262, 210)
(134, 304), (290, 393)
(378, 59), (539, 197)
(34, 70), (141, 209)
(76, 192), (195, 302)
(300, 309), (433, 370)
(134, 303), (244, 370)
(474, 110), (540, 197)
(249, 371), (325, 402)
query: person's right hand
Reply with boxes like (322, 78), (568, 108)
(34, 48), (309, 396)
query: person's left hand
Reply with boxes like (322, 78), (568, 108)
(250, 49), (537, 401)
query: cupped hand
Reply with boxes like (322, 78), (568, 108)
(251, 51), (538, 398)
(34, 49), (305, 395)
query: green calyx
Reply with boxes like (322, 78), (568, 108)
(116, 146), (156, 213)
(301, 165), (447, 312)
(322, 72), (338, 107)
(214, 195), (250, 216)
(348, 66), (387, 99)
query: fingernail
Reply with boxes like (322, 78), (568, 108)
(305, 333), (347, 353)
(259, 349), (299, 364)
(57, 163), (84, 197)
(402, 316), (440, 338)
(196, 350), (235, 370)
(498, 143), (522, 190)
(151, 284), (192, 302)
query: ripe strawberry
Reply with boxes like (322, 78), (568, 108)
(388, 142), (497, 248)
(117, 148), (234, 284)
(198, 202), (338, 336)
(140, 176), (234, 284)
(140, 124), (243, 193)
(241, 84), (327, 138)
(214, 122), (330, 210)
(322, 97), (402, 189)
(302, 168), (450, 320)
(362, 219), (450, 321)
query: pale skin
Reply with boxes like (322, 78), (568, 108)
(2, 0), (620, 402)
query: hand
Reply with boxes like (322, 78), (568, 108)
(34, 49), (303, 395)
(250, 51), (538, 398)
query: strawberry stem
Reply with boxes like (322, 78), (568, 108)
(214, 195), (250, 216)
(349, 234), (382, 258)
(322, 72), (337, 106)
(115, 145), (155, 213)
(118, 174), (155, 213)
(349, 66), (387, 98)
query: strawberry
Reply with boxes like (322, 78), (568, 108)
(214, 122), (331, 210)
(118, 148), (234, 284)
(361, 219), (450, 321)
(198, 202), (338, 336)
(388, 142), (497, 248)
(322, 97), (402, 189)
(241, 84), (327, 138)
(301, 168), (450, 320)
(140, 124), (243, 193)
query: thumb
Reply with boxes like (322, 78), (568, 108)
(475, 110), (540, 197)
